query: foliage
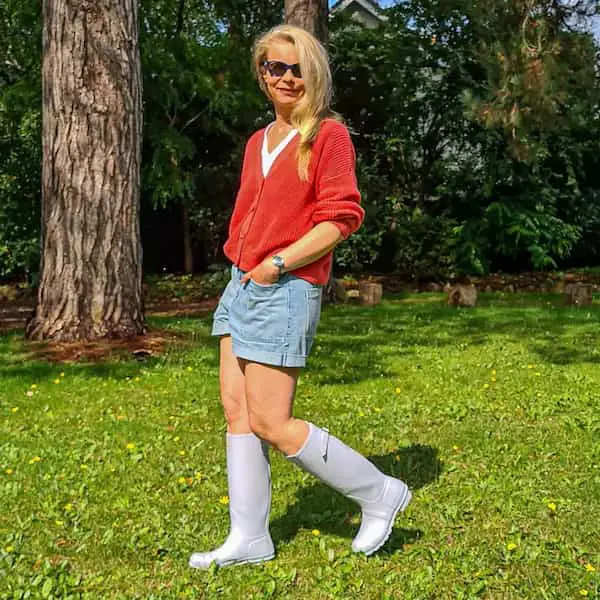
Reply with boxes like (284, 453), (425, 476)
(1, 293), (600, 596)
(0, 0), (42, 280)
(330, 0), (600, 275)
(1, 0), (600, 279)
(140, 0), (279, 271)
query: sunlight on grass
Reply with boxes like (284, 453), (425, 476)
(1, 294), (599, 598)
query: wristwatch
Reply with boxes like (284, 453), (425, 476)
(271, 255), (286, 276)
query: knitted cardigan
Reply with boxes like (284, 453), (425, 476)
(223, 119), (365, 285)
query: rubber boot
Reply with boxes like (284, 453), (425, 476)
(287, 422), (411, 555)
(189, 433), (275, 569)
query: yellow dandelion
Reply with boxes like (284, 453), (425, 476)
(374, 407), (382, 413)
(547, 502), (557, 512)
(179, 450), (186, 456)
(584, 564), (595, 573)
(55, 520), (64, 526)
(64, 503), (74, 512)
(177, 476), (186, 484)
(5, 469), (14, 475)
(195, 471), (202, 480)
(483, 383), (490, 389)
(134, 377), (140, 382)
(506, 542), (517, 551)
(5, 546), (14, 553)
(186, 367), (193, 372)
(60, 372), (65, 378)
(31, 384), (37, 389)
(29, 456), (41, 464)
(452, 445), (460, 451)
(492, 369), (497, 376)
(219, 496), (229, 505)
(173, 436), (180, 442)
(312, 529), (320, 536)
(395, 387), (401, 394)
(11, 407), (19, 413)
(579, 591), (588, 597)
(80, 464), (88, 470)
(54, 379), (60, 384)
(535, 372), (541, 377)
(126, 442), (135, 450)
(527, 364), (534, 369)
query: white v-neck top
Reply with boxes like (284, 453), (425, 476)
(261, 123), (298, 178)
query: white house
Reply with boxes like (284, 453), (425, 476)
(331, 0), (386, 29)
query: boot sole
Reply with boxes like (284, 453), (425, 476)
(361, 484), (412, 557)
(217, 552), (276, 568)
(189, 552), (275, 570)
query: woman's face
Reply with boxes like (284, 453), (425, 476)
(262, 40), (305, 115)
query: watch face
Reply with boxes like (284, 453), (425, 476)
(273, 256), (284, 268)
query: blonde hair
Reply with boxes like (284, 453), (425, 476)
(253, 25), (339, 180)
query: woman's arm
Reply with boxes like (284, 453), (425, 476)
(241, 222), (342, 285)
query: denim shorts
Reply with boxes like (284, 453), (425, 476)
(212, 265), (322, 368)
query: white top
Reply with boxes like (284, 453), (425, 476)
(261, 123), (298, 178)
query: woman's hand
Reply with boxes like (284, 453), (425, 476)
(240, 258), (281, 286)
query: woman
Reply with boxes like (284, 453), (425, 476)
(189, 24), (411, 569)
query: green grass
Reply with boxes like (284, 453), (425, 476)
(1, 293), (599, 599)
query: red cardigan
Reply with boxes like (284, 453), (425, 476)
(223, 119), (365, 285)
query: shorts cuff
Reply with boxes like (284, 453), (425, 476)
(211, 321), (230, 336)
(232, 339), (307, 368)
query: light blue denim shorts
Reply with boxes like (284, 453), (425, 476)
(212, 265), (322, 368)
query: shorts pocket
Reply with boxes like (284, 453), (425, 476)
(240, 280), (290, 343)
(248, 278), (279, 291)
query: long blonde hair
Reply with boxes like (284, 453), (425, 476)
(253, 25), (338, 180)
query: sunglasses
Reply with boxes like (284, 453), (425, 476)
(262, 60), (302, 79)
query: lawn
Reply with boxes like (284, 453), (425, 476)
(1, 293), (599, 599)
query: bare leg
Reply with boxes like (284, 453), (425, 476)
(243, 361), (308, 456)
(219, 336), (251, 434)
(243, 361), (411, 556)
(189, 337), (274, 569)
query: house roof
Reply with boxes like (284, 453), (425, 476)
(330, 0), (384, 20)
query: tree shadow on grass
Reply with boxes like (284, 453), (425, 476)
(270, 444), (441, 553)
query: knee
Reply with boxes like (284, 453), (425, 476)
(247, 412), (282, 447)
(220, 389), (247, 428)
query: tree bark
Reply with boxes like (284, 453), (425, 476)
(284, 0), (328, 45)
(27, 0), (144, 341)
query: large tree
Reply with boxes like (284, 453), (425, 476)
(27, 0), (144, 341)
(284, 0), (328, 44)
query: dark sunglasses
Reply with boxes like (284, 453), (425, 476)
(262, 60), (302, 79)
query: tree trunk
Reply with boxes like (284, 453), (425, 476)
(284, 0), (328, 45)
(27, 0), (144, 341)
(182, 204), (194, 274)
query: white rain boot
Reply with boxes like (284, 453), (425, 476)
(189, 433), (275, 569)
(287, 423), (412, 556)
